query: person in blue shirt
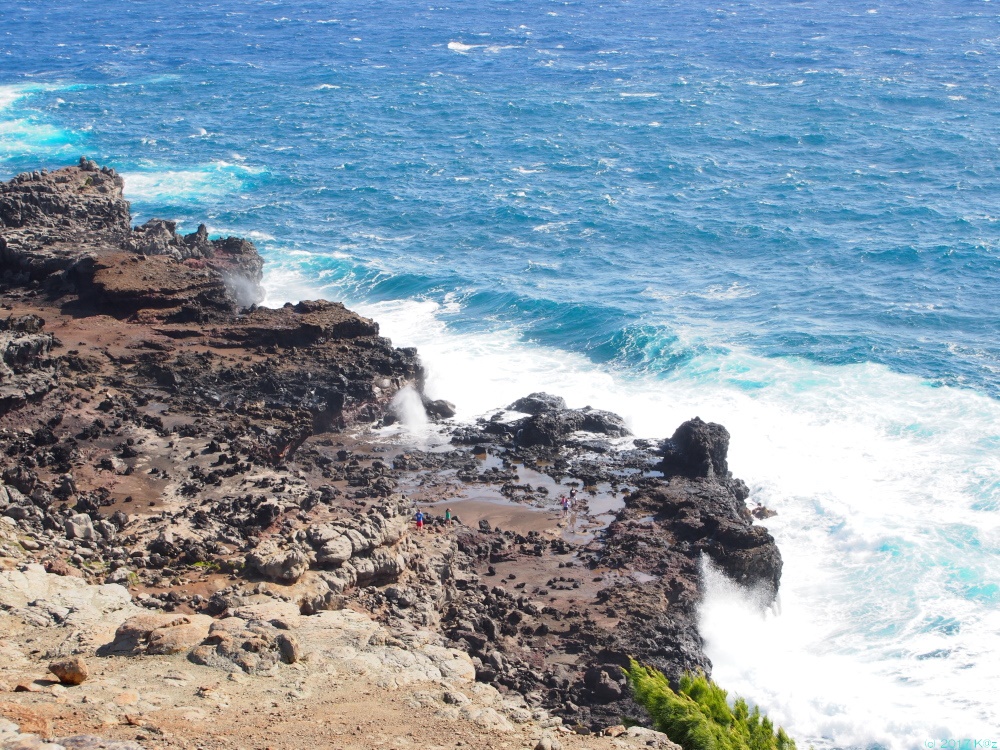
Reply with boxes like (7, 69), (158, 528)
(415, 510), (425, 531)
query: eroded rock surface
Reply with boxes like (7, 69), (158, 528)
(0, 162), (785, 742)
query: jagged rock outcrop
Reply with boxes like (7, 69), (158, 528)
(490, 392), (633, 447)
(0, 161), (427, 432)
(0, 159), (262, 313)
(214, 300), (379, 346)
(0, 314), (58, 415)
(659, 417), (730, 479)
(509, 393), (567, 415)
(0, 159), (131, 283)
(188, 613), (301, 674)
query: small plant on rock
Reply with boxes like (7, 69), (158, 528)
(626, 660), (796, 750)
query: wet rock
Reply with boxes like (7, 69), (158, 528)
(508, 393), (567, 415)
(659, 417), (730, 479)
(512, 404), (630, 447)
(422, 396), (457, 420)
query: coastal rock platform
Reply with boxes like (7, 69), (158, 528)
(0, 161), (782, 748)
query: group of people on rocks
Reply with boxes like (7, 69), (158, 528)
(560, 487), (578, 514)
(413, 506), (452, 531)
(413, 487), (581, 530)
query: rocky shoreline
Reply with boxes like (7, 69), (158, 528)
(0, 161), (782, 748)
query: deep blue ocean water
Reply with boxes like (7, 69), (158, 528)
(3, 2), (999, 747)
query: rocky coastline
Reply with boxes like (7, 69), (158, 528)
(0, 160), (782, 749)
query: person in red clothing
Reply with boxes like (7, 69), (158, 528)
(415, 509), (425, 530)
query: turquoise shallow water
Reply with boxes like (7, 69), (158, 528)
(2, 2), (1000, 746)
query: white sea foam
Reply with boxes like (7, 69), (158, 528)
(0, 85), (29, 112)
(259, 272), (1000, 748)
(206, 227), (276, 243)
(0, 84), (78, 160)
(122, 161), (263, 205)
(447, 41), (477, 52)
(532, 220), (572, 233)
(699, 281), (757, 300)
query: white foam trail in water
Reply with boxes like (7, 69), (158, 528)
(0, 84), (78, 161)
(122, 161), (264, 205)
(260, 277), (1000, 749)
(0, 85), (29, 112)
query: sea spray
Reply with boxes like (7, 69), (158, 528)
(389, 385), (431, 434)
(262, 287), (1000, 749)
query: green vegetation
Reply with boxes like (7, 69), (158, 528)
(626, 660), (797, 750)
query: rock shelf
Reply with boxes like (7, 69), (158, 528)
(0, 161), (781, 748)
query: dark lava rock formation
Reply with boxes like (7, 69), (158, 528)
(0, 161), (784, 737)
(425, 397), (783, 730)
(0, 159), (422, 436)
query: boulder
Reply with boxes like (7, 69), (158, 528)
(514, 404), (631, 447)
(659, 417), (731, 479)
(508, 393), (567, 415)
(48, 656), (88, 685)
(625, 726), (684, 750)
(189, 616), (299, 674)
(246, 541), (309, 583)
(315, 534), (353, 568)
(104, 613), (212, 656)
(422, 396), (457, 420)
(64, 514), (96, 541)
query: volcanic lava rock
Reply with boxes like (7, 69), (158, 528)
(246, 541), (310, 583)
(509, 398), (631, 447)
(0, 315), (58, 414)
(508, 392), (567, 415)
(0, 159), (131, 283)
(659, 417), (730, 479)
(189, 615), (301, 674)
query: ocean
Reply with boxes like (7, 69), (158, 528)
(2, 1), (998, 746)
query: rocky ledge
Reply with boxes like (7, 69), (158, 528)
(0, 161), (782, 746)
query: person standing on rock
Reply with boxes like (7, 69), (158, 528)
(444, 508), (452, 522)
(415, 509), (425, 531)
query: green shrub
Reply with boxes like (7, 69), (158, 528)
(626, 660), (796, 750)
